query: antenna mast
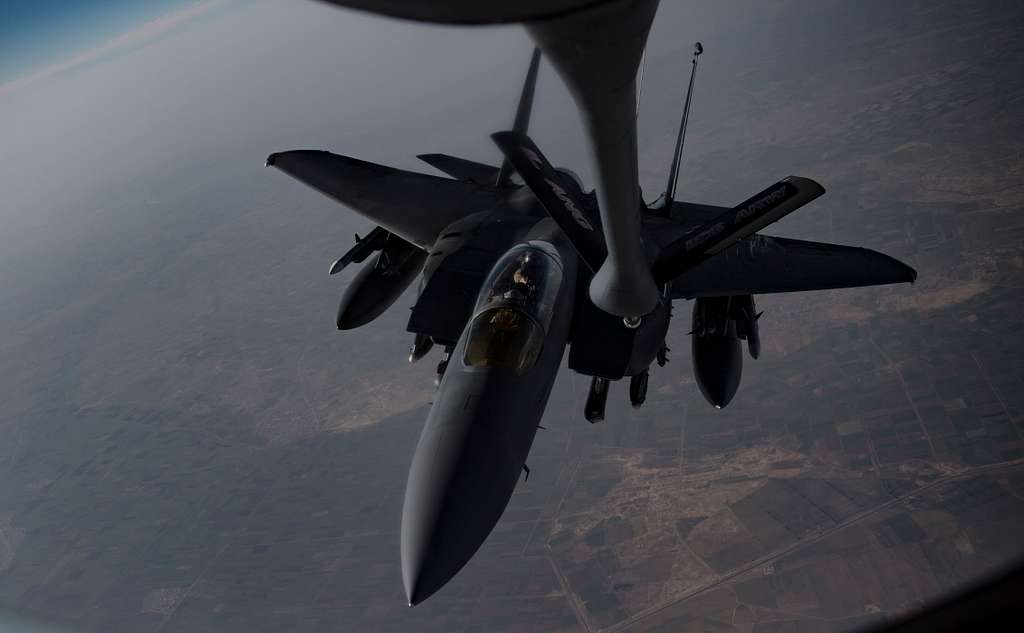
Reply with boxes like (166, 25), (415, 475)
(663, 42), (703, 209)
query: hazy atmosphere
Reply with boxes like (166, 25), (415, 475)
(2, 0), (1023, 631)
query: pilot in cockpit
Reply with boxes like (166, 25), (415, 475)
(502, 254), (535, 304)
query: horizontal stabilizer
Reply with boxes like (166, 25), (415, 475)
(416, 154), (499, 185)
(669, 235), (917, 298)
(267, 150), (500, 248)
(491, 131), (606, 271)
(652, 176), (825, 284)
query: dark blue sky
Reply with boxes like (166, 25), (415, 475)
(0, 0), (191, 82)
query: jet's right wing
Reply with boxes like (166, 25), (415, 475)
(668, 235), (917, 299)
(267, 150), (501, 248)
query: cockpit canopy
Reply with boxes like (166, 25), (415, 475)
(463, 242), (564, 374)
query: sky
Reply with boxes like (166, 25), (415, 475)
(1, 0), (199, 82)
(0, 0), (239, 97)
(0, 0), (536, 299)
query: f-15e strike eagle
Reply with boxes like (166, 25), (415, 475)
(267, 0), (917, 606)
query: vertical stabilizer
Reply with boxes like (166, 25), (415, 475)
(495, 47), (542, 186)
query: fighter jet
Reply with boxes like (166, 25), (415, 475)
(267, 0), (917, 605)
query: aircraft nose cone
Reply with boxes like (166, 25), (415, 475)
(401, 415), (532, 605)
(402, 562), (424, 607)
(402, 522), (472, 607)
(401, 493), (454, 608)
(401, 543), (450, 607)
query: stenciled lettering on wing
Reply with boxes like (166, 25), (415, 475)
(685, 222), (724, 251)
(545, 178), (594, 231)
(735, 185), (788, 223)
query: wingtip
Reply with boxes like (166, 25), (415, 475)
(784, 175), (826, 198)
(265, 152), (278, 167)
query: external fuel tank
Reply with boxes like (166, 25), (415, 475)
(336, 238), (426, 330)
(691, 297), (743, 408)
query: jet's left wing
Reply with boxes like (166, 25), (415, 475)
(668, 235), (917, 299)
(416, 153), (499, 185)
(267, 150), (501, 248)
